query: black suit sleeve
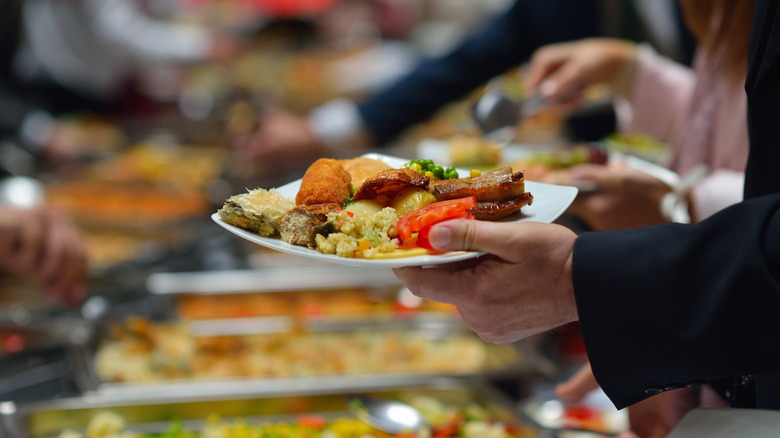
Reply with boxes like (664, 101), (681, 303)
(572, 0), (780, 410)
(573, 195), (780, 409)
(356, 0), (603, 145)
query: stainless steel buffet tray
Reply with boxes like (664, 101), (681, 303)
(69, 315), (557, 398)
(146, 266), (404, 295)
(0, 377), (532, 438)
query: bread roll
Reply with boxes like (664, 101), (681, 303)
(342, 157), (391, 188)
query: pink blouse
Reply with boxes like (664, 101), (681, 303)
(614, 44), (748, 221)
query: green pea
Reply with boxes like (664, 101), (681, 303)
(444, 167), (459, 179)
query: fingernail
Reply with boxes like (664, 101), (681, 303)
(430, 226), (452, 248)
(540, 80), (558, 97)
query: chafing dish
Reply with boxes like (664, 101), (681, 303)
(0, 377), (539, 438)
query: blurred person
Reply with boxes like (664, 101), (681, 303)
(395, 0), (780, 424)
(0, 206), (87, 308)
(233, 0), (694, 171)
(1, 0), (242, 165)
(524, 0), (751, 231)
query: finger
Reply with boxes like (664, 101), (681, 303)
(524, 43), (576, 92)
(537, 61), (588, 102)
(568, 164), (623, 190)
(49, 224), (88, 305)
(40, 218), (68, 283)
(555, 362), (599, 402)
(393, 265), (472, 306)
(16, 212), (46, 275)
(424, 220), (536, 262)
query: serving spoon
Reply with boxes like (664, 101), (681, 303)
(348, 396), (428, 434)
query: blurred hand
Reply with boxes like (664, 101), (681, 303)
(566, 162), (671, 231)
(232, 109), (326, 172)
(556, 362), (600, 401)
(0, 207), (87, 307)
(524, 38), (637, 115)
(394, 220), (578, 344)
(619, 388), (699, 438)
(556, 361), (698, 438)
(43, 122), (90, 162)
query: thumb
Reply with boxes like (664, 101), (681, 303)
(427, 219), (527, 260)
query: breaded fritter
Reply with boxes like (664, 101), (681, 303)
(295, 158), (352, 206)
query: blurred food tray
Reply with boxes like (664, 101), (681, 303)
(0, 377), (539, 438)
(146, 266), (403, 295)
(69, 313), (557, 398)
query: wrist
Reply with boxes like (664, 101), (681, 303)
(613, 42), (638, 96)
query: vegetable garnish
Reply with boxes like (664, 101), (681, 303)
(396, 197), (477, 248)
(401, 159), (459, 180)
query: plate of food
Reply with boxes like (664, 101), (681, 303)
(213, 153), (577, 268)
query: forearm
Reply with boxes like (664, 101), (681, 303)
(573, 194), (780, 409)
(358, 0), (603, 144)
(613, 44), (695, 144)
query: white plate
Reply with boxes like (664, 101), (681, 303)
(213, 153), (578, 268)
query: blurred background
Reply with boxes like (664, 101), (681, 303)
(0, 1), (670, 436)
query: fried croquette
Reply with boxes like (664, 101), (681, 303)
(295, 158), (352, 206)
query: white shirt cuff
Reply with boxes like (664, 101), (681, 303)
(307, 99), (366, 150)
(690, 170), (744, 221)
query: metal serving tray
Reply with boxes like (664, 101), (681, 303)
(69, 314), (557, 399)
(146, 266), (404, 295)
(0, 377), (533, 438)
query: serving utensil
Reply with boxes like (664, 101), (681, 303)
(348, 396), (428, 434)
(471, 91), (550, 142)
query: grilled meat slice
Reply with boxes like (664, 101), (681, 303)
(431, 167), (526, 202)
(353, 168), (430, 206)
(470, 192), (534, 220)
(279, 203), (341, 247)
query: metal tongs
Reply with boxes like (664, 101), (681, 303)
(471, 91), (551, 143)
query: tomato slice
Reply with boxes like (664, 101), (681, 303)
(416, 224), (435, 250)
(397, 197), (477, 243)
